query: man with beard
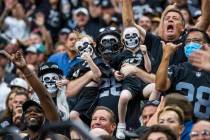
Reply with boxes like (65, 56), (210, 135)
(22, 100), (45, 140)
(0, 50), (60, 140)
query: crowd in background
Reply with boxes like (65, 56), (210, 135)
(0, 0), (210, 140)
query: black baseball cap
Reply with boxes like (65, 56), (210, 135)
(38, 62), (63, 77)
(22, 100), (42, 113)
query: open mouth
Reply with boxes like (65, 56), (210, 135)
(29, 117), (37, 121)
(167, 24), (174, 33)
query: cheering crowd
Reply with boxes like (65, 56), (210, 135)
(0, 0), (210, 140)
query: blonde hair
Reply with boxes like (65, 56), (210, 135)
(158, 105), (184, 124)
(77, 33), (94, 42)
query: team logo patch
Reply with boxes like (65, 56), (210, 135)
(195, 71), (202, 77)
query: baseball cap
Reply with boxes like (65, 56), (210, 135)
(38, 62), (63, 77)
(10, 78), (29, 90)
(101, 0), (113, 9)
(26, 46), (37, 54)
(22, 100), (42, 113)
(59, 28), (71, 35)
(74, 7), (89, 16)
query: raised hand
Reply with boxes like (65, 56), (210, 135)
(35, 12), (45, 27)
(189, 44), (210, 72)
(140, 45), (147, 54)
(56, 79), (69, 88)
(80, 52), (92, 62)
(4, 0), (18, 10)
(0, 50), (27, 69)
(161, 41), (182, 55)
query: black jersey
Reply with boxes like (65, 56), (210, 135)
(144, 32), (187, 73)
(109, 49), (149, 96)
(168, 62), (210, 119)
(110, 49), (145, 70)
(67, 57), (112, 80)
(98, 76), (141, 130)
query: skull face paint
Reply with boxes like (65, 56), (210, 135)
(99, 35), (119, 55)
(75, 37), (94, 57)
(41, 73), (59, 97)
(123, 27), (140, 49)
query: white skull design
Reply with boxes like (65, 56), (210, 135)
(75, 37), (94, 57)
(41, 73), (59, 97)
(123, 27), (140, 49)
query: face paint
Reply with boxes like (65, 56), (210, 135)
(123, 27), (140, 49)
(99, 35), (119, 55)
(184, 42), (201, 58)
(41, 73), (59, 97)
(75, 37), (94, 57)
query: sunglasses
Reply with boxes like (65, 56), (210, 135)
(144, 100), (160, 106)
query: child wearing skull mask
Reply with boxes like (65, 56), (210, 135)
(112, 26), (154, 139)
(38, 62), (70, 121)
(66, 34), (112, 136)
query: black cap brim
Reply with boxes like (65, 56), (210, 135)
(38, 68), (63, 77)
(22, 100), (42, 113)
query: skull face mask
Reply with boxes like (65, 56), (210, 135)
(41, 73), (60, 97)
(99, 35), (119, 55)
(123, 27), (140, 49)
(75, 37), (94, 57)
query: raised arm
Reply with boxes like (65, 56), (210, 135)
(122, 0), (135, 27)
(34, 12), (53, 55)
(194, 0), (210, 31)
(0, 8), (9, 28)
(0, 50), (60, 122)
(140, 45), (151, 72)
(82, 54), (102, 82)
(0, 0), (16, 28)
(122, 0), (146, 42)
(155, 42), (180, 92)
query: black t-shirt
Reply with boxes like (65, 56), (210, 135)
(67, 57), (112, 80)
(110, 50), (146, 71)
(167, 62), (210, 120)
(46, 7), (64, 41)
(144, 32), (187, 73)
